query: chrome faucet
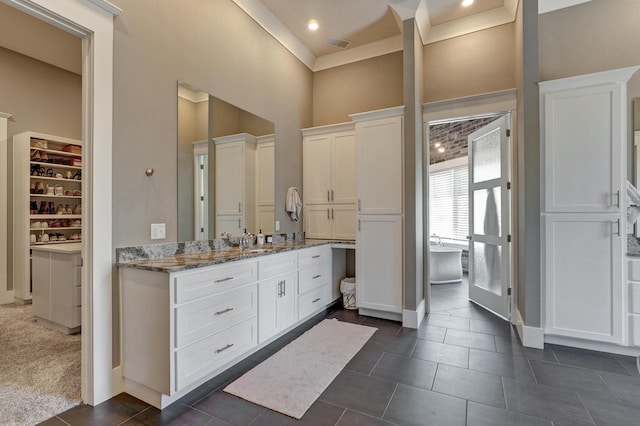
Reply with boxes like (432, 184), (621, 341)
(431, 233), (443, 246)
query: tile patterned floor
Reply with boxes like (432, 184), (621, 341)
(41, 277), (640, 425)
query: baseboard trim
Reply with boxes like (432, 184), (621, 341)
(402, 299), (425, 329)
(111, 366), (124, 397)
(544, 335), (640, 357)
(514, 308), (544, 349)
(358, 308), (402, 323)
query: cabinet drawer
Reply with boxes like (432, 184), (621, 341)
(175, 317), (257, 392)
(298, 263), (330, 295)
(298, 285), (329, 320)
(630, 283), (640, 314)
(174, 261), (257, 304)
(258, 252), (297, 279)
(629, 259), (640, 281)
(175, 283), (257, 348)
(298, 246), (331, 269)
(630, 314), (640, 346)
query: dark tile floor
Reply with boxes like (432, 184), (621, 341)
(42, 276), (640, 425)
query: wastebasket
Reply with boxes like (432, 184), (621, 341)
(340, 277), (357, 310)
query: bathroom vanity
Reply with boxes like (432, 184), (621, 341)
(118, 240), (352, 409)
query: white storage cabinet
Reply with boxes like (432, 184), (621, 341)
(352, 107), (404, 319)
(302, 123), (356, 240)
(540, 67), (638, 346)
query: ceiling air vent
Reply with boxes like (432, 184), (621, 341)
(327, 37), (352, 49)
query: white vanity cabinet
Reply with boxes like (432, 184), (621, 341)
(120, 243), (344, 409)
(302, 123), (356, 240)
(627, 258), (640, 346)
(297, 246), (332, 320)
(257, 253), (298, 343)
(351, 107), (404, 320)
(540, 67), (639, 347)
(120, 260), (259, 407)
(214, 133), (256, 237)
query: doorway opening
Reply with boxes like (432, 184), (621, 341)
(0, 3), (84, 423)
(426, 111), (513, 324)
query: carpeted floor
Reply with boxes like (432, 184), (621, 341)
(0, 303), (81, 425)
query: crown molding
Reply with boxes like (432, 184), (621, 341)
(85, 0), (122, 16)
(539, 0), (591, 14)
(301, 122), (354, 136)
(230, 0), (315, 69)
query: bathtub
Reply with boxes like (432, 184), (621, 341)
(429, 245), (463, 284)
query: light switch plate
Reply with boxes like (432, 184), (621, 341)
(151, 223), (166, 240)
(275, 220), (280, 231)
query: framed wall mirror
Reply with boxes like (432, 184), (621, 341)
(177, 81), (275, 241)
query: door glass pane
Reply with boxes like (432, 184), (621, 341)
(473, 187), (501, 237)
(473, 242), (502, 296)
(472, 128), (501, 183)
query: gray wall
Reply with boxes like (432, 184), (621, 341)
(0, 46), (81, 293)
(110, 0), (312, 249)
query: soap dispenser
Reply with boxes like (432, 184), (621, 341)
(257, 229), (265, 245)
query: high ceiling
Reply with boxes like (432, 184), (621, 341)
(0, 0), (591, 75)
(258, 0), (506, 57)
(234, 0), (592, 70)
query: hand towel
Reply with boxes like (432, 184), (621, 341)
(286, 187), (302, 221)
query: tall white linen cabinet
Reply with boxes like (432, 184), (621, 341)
(541, 67), (639, 350)
(351, 107), (404, 320)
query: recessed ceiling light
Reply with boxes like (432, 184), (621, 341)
(462, 0), (474, 6)
(434, 142), (441, 148)
(437, 147), (446, 153)
(308, 20), (319, 31)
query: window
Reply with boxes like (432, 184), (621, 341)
(429, 157), (468, 241)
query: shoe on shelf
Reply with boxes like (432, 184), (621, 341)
(35, 182), (45, 194)
(33, 139), (47, 149)
(38, 202), (47, 215)
(73, 204), (82, 215)
(30, 150), (41, 162)
(73, 190), (82, 196)
(46, 184), (55, 195)
(50, 233), (58, 242)
(72, 219), (81, 227)
(56, 204), (66, 215)
(65, 205), (73, 214)
(55, 185), (64, 196)
(64, 190), (72, 196)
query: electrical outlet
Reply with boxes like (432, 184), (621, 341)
(275, 220), (280, 231)
(151, 223), (166, 240)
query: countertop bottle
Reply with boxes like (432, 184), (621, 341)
(257, 229), (265, 245)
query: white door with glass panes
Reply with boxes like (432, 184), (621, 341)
(467, 115), (511, 319)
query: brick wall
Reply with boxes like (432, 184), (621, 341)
(429, 116), (498, 164)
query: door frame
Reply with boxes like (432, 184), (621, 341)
(0, 113), (12, 304)
(1, 0), (121, 406)
(422, 89), (518, 323)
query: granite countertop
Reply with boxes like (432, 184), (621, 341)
(117, 239), (355, 273)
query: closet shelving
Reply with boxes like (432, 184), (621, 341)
(13, 131), (82, 302)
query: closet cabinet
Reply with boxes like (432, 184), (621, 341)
(13, 131), (82, 302)
(540, 67), (638, 346)
(351, 107), (404, 318)
(302, 123), (356, 240)
(214, 134), (256, 237)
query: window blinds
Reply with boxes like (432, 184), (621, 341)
(429, 164), (469, 241)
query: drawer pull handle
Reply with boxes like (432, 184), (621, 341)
(215, 276), (234, 283)
(312, 274), (322, 279)
(312, 255), (321, 259)
(215, 343), (234, 354)
(215, 307), (234, 316)
(312, 298), (321, 303)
